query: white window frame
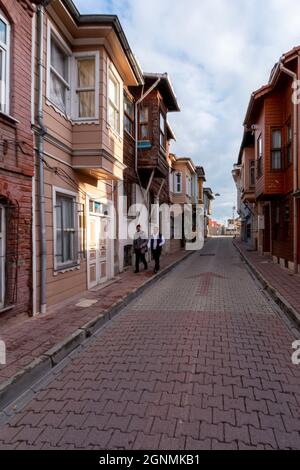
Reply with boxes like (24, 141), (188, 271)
(107, 60), (123, 137)
(46, 21), (71, 117)
(174, 171), (182, 194)
(71, 51), (99, 122)
(0, 12), (10, 115)
(52, 187), (80, 272)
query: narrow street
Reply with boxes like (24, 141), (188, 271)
(0, 238), (299, 450)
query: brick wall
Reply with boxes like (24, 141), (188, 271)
(0, 0), (34, 318)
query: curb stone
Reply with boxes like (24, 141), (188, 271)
(0, 250), (194, 412)
(233, 241), (300, 328)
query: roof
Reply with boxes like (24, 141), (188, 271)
(196, 166), (206, 181)
(144, 73), (180, 112)
(174, 156), (196, 173)
(243, 44), (300, 127)
(203, 187), (215, 200)
(60, 0), (144, 85)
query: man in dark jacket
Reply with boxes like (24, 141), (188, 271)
(149, 226), (165, 274)
(133, 225), (148, 273)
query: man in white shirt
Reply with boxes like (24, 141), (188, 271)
(149, 226), (165, 274)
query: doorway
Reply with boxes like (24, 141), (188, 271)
(87, 201), (110, 289)
(0, 205), (5, 309)
(263, 204), (271, 254)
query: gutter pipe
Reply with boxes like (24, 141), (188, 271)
(37, 4), (47, 314)
(279, 62), (298, 274)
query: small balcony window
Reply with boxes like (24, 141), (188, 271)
(124, 94), (134, 137)
(287, 123), (292, 167)
(175, 172), (182, 193)
(257, 135), (263, 178)
(108, 71), (120, 133)
(50, 35), (70, 113)
(76, 57), (96, 119)
(160, 111), (166, 149)
(271, 129), (282, 170)
(139, 106), (149, 140)
(250, 161), (255, 187)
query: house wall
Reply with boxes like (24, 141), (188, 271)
(0, 0), (35, 319)
(33, 7), (128, 311)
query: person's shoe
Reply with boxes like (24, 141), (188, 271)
(134, 270), (139, 274)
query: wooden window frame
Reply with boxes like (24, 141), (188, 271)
(124, 93), (135, 137)
(271, 127), (283, 171)
(138, 105), (150, 141)
(160, 110), (166, 149)
(257, 134), (263, 179)
(0, 13), (10, 115)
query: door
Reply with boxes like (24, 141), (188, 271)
(263, 205), (271, 253)
(0, 205), (5, 309)
(87, 214), (108, 288)
(298, 199), (300, 267)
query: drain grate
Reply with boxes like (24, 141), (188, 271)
(200, 253), (216, 257)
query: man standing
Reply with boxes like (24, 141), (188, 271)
(149, 226), (165, 274)
(133, 225), (148, 273)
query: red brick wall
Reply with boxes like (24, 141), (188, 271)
(0, 0), (34, 318)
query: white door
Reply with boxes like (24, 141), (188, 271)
(87, 214), (108, 288)
(0, 205), (5, 309)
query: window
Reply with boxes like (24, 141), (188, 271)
(257, 135), (263, 178)
(250, 160), (255, 187)
(108, 70), (120, 133)
(175, 172), (182, 193)
(139, 106), (149, 140)
(271, 129), (282, 170)
(49, 34), (70, 113)
(186, 175), (191, 197)
(124, 94), (134, 136)
(54, 191), (78, 269)
(160, 111), (166, 148)
(169, 169), (174, 193)
(0, 14), (10, 114)
(75, 57), (96, 119)
(287, 123), (292, 167)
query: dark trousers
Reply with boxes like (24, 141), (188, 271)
(135, 250), (147, 272)
(152, 249), (161, 272)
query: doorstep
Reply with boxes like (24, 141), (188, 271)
(0, 249), (193, 411)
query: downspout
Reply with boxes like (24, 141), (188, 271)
(37, 4), (47, 314)
(279, 62), (298, 273)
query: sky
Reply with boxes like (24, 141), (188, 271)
(74, 0), (300, 224)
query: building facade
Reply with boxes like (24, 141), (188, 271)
(0, 0), (36, 319)
(32, 0), (143, 314)
(234, 46), (300, 272)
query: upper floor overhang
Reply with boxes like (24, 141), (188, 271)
(237, 130), (254, 165)
(143, 73), (180, 112)
(45, 0), (144, 86)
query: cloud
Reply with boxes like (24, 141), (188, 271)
(74, 0), (300, 223)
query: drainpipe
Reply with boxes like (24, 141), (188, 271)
(37, 4), (47, 314)
(279, 62), (298, 273)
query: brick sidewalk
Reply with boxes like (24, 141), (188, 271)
(234, 240), (300, 318)
(0, 250), (189, 390)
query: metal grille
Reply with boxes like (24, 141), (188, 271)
(0, 202), (20, 307)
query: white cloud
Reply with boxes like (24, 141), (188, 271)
(74, 0), (300, 222)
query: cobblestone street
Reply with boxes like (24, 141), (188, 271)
(0, 238), (300, 450)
